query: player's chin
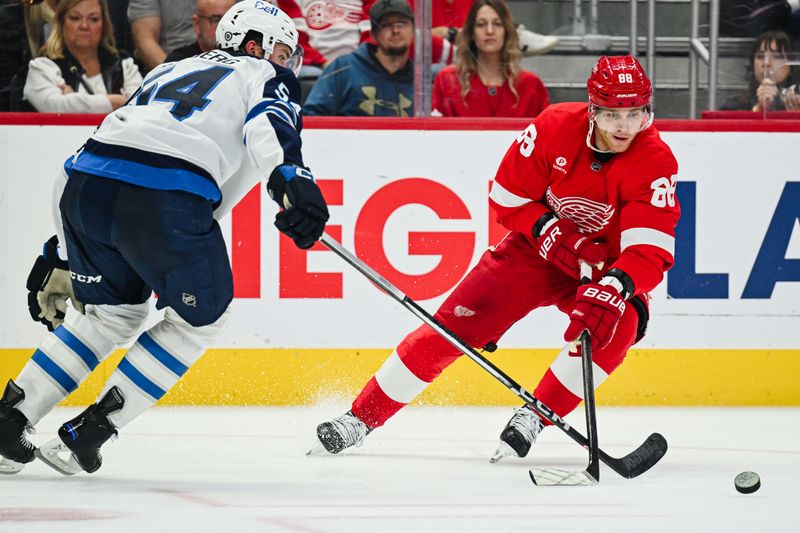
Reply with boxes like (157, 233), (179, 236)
(609, 135), (634, 152)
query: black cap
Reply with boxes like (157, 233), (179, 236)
(369, 0), (413, 24)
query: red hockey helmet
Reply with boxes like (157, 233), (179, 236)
(587, 55), (652, 108)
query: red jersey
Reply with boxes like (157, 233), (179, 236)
(432, 66), (550, 117)
(295, 0), (371, 64)
(488, 102), (680, 295)
(429, 0), (474, 28)
(363, 0), (473, 28)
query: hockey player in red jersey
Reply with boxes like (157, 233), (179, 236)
(312, 54), (679, 460)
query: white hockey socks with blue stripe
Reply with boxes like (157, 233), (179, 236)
(102, 307), (231, 429)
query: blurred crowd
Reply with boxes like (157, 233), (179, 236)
(0, 0), (798, 117)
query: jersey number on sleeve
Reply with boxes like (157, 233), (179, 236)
(516, 124), (537, 157)
(136, 66), (234, 120)
(650, 175), (677, 208)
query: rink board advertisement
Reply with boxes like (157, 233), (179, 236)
(0, 116), (798, 406)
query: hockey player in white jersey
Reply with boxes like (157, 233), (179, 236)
(0, 0), (328, 475)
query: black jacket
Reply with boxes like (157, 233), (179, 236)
(53, 47), (126, 95)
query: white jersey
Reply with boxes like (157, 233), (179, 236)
(67, 49), (305, 205)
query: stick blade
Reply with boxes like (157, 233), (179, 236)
(529, 468), (598, 486)
(608, 432), (668, 479)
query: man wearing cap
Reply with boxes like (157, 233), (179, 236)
(304, 0), (414, 116)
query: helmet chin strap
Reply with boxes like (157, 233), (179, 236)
(585, 120), (616, 154)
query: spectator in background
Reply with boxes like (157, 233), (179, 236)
(270, 0), (327, 71)
(720, 0), (800, 42)
(417, 0), (558, 57)
(363, 0), (558, 59)
(165, 0), (233, 61)
(304, 0), (413, 116)
(295, 0), (371, 66)
(162, 0), (328, 69)
(432, 0), (549, 117)
(24, 0), (57, 56)
(293, 0), (453, 75)
(107, 0), (134, 55)
(0, 0), (31, 110)
(128, 0), (194, 71)
(721, 30), (800, 111)
(24, 0), (143, 113)
(22, 0), (132, 79)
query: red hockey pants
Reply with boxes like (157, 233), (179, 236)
(352, 232), (640, 428)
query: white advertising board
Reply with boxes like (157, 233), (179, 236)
(0, 124), (798, 349)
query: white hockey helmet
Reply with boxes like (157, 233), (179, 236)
(216, 1), (303, 75)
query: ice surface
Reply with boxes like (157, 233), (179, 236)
(1, 406), (798, 532)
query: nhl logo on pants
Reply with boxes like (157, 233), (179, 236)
(182, 293), (197, 307)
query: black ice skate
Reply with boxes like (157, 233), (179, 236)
(0, 379), (36, 474)
(36, 386), (124, 475)
(490, 405), (544, 463)
(309, 411), (372, 455)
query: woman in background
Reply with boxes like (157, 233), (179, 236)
(24, 0), (141, 113)
(432, 0), (549, 118)
(722, 30), (800, 112)
(24, 0), (57, 57)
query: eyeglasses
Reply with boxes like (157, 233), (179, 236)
(197, 14), (224, 25)
(378, 19), (411, 31)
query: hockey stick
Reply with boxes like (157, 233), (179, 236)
(581, 330), (601, 480)
(529, 330), (600, 486)
(320, 234), (667, 480)
(529, 265), (600, 486)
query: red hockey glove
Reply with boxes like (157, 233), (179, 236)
(564, 283), (626, 350)
(535, 216), (605, 279)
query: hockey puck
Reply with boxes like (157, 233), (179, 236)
(734, 471), (761, 494)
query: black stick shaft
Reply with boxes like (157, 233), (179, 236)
(580, 330), (600, 481)
(321, 234), (621, 472)
(578, 263), (600, 482)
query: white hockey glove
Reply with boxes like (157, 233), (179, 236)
(27, 235), (84, 331)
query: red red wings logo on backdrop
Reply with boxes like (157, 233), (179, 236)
(545, 188), (614, 233)
(305, 0), (363, 29)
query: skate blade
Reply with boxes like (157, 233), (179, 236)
(0, 456), (27, 475)
(35, 438), (82, 476)
(306, 439), (330, 456)
(529, 468), (598, 486)
(489, 442), (518, 464)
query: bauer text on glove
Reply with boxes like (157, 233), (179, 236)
(534, 214), (605, 279)
(564, 282), (626, 350)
